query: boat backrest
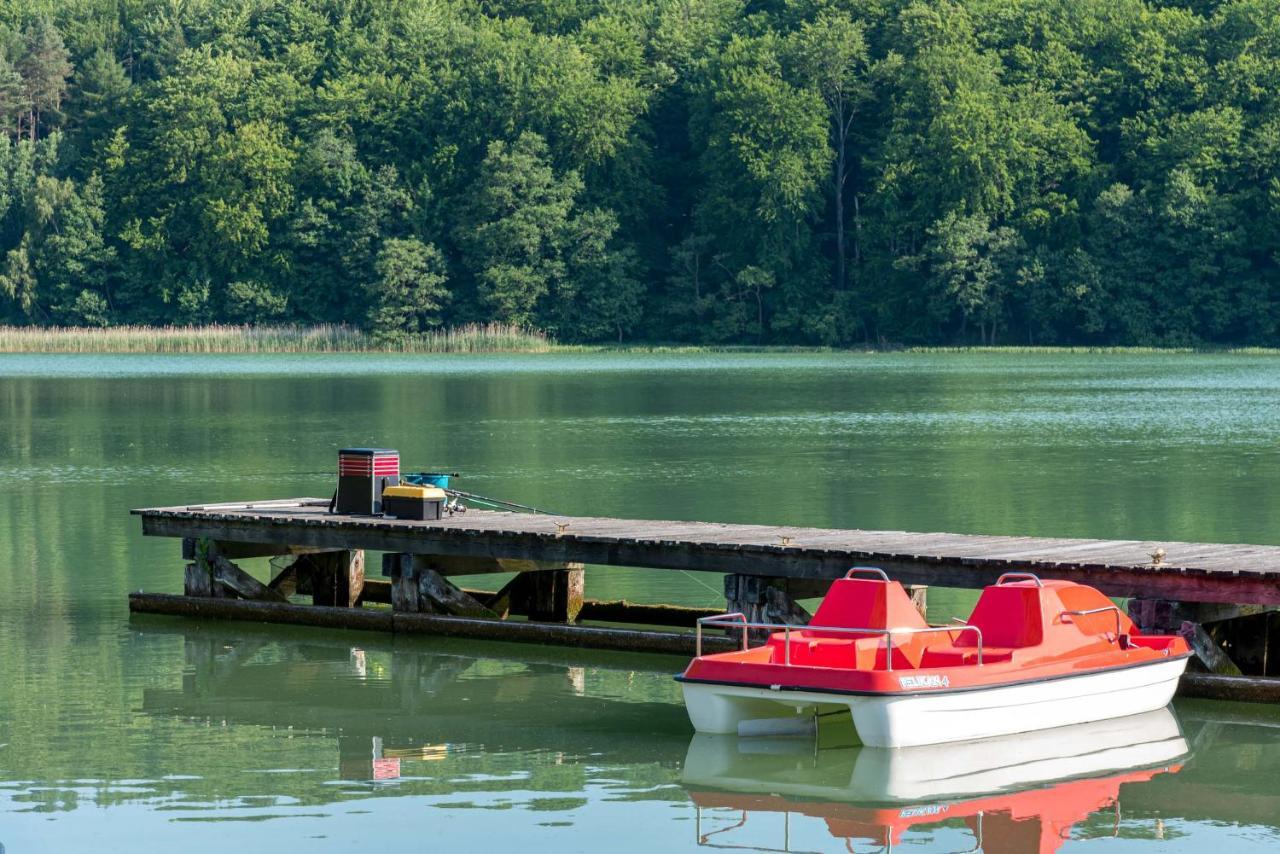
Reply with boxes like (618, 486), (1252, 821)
(959, 583), (1046, 648)
(810, 578), (929, 632)
(1056, 583), (1135, 636)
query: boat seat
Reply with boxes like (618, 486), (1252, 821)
(767, 576), (931, 669)
(918, 646), (1015, 667)
(804, 577), (929, 637)
(770, 634), (924, 670)
(952, 583), (1045, 649)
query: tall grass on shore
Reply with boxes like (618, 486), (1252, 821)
(0, 323), (554, 354)
(6, 324), (1278, 355)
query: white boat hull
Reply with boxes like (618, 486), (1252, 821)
(679, 657), (1188, 748)
(681, 707), (1188, 802)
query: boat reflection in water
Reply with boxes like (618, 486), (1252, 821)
(682, 708), (1188, 853)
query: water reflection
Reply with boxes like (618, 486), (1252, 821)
(135, 617), (692, 801)
(118, 619), (1280, 853)
(682, 711), (1188, 852)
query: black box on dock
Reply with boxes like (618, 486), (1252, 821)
(382, 485), (446, 521)
(336, 448), (399, 515)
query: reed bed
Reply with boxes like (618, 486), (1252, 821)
(5, 325), (1276, 355)
(0, 323), (555, 354)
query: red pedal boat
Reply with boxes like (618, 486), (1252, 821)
(677, 569), (1192, 747)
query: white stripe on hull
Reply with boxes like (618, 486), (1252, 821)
(680, 657), (1188, 748)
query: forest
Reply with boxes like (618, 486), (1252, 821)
(0, 0), (1279, 346)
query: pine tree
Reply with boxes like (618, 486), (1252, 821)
(0, 57), (23, 140)
(16, 19), (72, 141)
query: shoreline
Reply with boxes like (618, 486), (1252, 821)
(2, 324), (1279, 355)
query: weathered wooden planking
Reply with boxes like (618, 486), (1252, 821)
(140, 506), (1266, 578)
(134, 501), (1280, 604)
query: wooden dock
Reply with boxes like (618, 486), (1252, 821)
(130, 498), (1280, 700)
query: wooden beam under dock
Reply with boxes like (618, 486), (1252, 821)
(128, 593), (736, 656)
(357, 578), (721, 626)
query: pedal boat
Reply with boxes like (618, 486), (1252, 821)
(676, 569), (1192, 748)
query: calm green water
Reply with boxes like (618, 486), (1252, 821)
(2, 352), (1279, 852)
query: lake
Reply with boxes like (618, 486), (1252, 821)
(1, 352), (1279, 852)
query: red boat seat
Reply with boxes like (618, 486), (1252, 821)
(772, 635), (925, 670)
(807, 578), (929, 635)
(952, 583), (1046, 649)
(768, 577), (931, 669)
(921, 581), (1131, 668)
(919, 646), (1015, 667)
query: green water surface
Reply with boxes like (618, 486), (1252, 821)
(1, 352), (1278, 852)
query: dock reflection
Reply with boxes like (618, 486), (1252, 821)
(140, 619), (692, 785)
(682, 710), (1190, 853)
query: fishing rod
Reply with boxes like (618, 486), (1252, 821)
(443, 488), (559, 516)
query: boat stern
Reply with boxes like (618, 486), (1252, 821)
(678, 677), (862, 739)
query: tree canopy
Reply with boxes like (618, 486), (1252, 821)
(2, 0), (1280, 346)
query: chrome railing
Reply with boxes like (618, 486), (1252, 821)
(695, 613), (984, 670)
(996, 572), (1043, 587)
(1060, 605), (1123, 639)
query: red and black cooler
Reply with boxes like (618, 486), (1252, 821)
(336, 448), (399, 515)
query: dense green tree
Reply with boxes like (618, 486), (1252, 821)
(286, 130), (417, 322)
(0, 133), (113, 323)
(366, 237), (450, 340)
(0, 56), (23, 137)
(789, 3), (870, 296)
(556, 207), (643, 341)
(912, 211), (1021, 343)
(113, 47), (295, 320)
(456, 132), (579, 326)
(67, 48), (128, 163)
(2, 0), (1280, 345)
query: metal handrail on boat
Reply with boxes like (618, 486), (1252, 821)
(844, 566), (890, 581)
(1060, 605), (1124, 640)
(695, 614), (984, 670)
(996, 572), (1043, 587)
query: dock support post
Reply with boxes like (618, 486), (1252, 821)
(1128, 598), (1258, 674)
(185, 538), (272, 600)
(906, 585), (928, 622)
(183, 537), (214, 597)
(418, 567), (497, 618)
(184, 561), (212, 597)
(382, 554), (515, 618)
(312, 550), (365, 608)
(1179, 621), (1244, 676)
(724, 575), (811, 638)
(521, 567), (584, 623)
(384, 553), (421, 612)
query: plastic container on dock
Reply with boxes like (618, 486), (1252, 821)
(382, 484), (446, 520)
(403, 472), (453, 490)
(335, 448), (399, 515)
